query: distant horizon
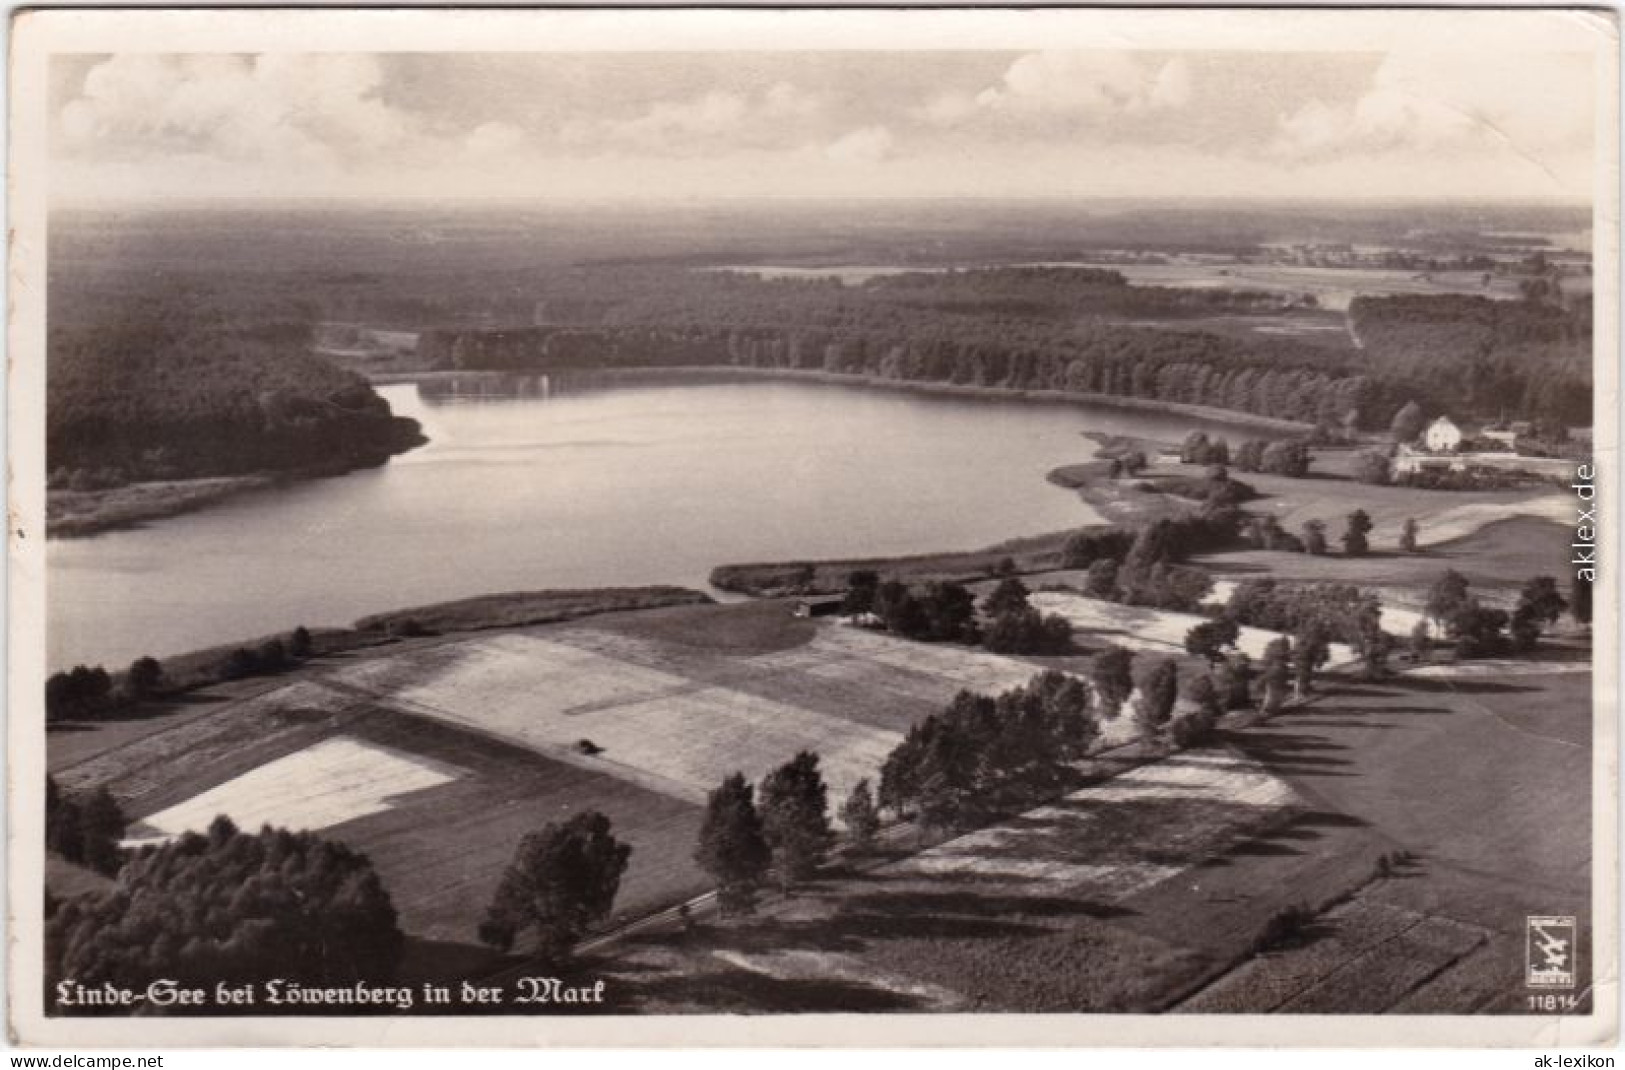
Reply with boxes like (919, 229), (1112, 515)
(46, 194), (1596, 214)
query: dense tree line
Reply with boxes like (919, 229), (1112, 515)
(1349, 293), (1591, 426)
(47, 817), (403, 1012)
(48, 296), (423, 487)
(419, 267), (1397, 428)
(879, 671), (1097, 830)
(424, 270), (1592, 430)
(1222, 579), (1381, 648)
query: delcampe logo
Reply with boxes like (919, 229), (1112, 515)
(1526, 916), (1577, 989)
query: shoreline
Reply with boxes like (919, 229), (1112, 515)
(47, 444), (426, 540)
(371, 362), (1315, 436)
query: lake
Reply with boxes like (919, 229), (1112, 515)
(48, 373), (1246, 669)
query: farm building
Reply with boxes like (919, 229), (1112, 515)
(1423, 416), (1463, 452)
(794, 595), (847, 618)
(1480, 428), (1518, 450)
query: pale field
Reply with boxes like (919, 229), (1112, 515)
(1030, 590), (1357, 665)
(888, 748), (1300, 899)
(749, 624), (1053, 703)
(123, 736), (461, 847)
(333, 632), (904, 812)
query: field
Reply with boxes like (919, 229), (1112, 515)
(51, 601), (1077, 951)
(592, 658), (1592, 1014)
(608, 745), (1314, 1012)
(47, 583), (1592, 1010)
(1195, 668), (1593, 1013)
(123, 736), (461, 847)
(1028, 590), (1357, 664)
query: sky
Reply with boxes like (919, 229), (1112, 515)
(46, 47), (1599, 205)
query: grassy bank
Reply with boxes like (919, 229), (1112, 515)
(77, 587), (713, 693)
(708, 530), (1085, 597)
(47, 475), (282, 537)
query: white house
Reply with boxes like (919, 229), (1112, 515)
(1424, 416), (1463, 452)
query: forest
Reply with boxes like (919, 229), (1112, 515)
(47, 292), (424, 487)
(419, 266), (1591, 429)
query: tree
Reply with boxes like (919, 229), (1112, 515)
(839, 779), (881, 852)
(1183, 618), (1239, 667)
(1290, 623), (1330, 696)
(45, 665), (114, 723)
(46, 777), (85, 864)
(1400, 518), (1419, 553)
(1452, 601), (1510, 659)
(1409, 619), (1431, 661)
(694, 773), (772, 916)
(1355, 607), (1392, 679)
(981, 577), (1031, 618)
(1084, 558), (1120, 599)
(1391, 400), (1426, 443)
(1133, 659), (1178, 747)
(919, 581), (980, 643)
(124, 657), (164, 701)
(1352, 449), (1392, 486)
(1259, 637), (1292, 716)
(841, 570), (880, 616)
(289, 626), (314, 659)
(1259, 440), (1312, 477)
(1517, 576), (1568, 627)
(78, 787), (128, 877)
(1029, 669), (1099, 761)
(257, 638), (290, 672)
(1571, 572), (1593, 625)
(759, 752), (833, 891)
(874, 580), (928, 638)
(46, 818), (403, 1003)
(1341, 510), (1373, 556)
(1510, 606), (1542, 653)
(1172, 674), (1223, 749)
(1426, 571), (1473, 634)
(984, 605), (1072, 655)
(1090, 646), (1135, 720)
(1216, 652), (1254, 710)
(1302, 519), (1328, 556)
(478, 811), (631, 961)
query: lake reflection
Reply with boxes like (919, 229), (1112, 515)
(48, 373), (1239, 668)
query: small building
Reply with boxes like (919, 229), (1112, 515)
(794, 595), (846, 619)
(1480, 428), (1518, 450)
(1424, 416), (1463, 453)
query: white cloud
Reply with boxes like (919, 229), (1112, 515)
(921, 51), (1193, 128)
(823, 125), (895, 165)
(1273, 51), (1593, 161)
(465, 120), (524, 157)
(58, 54), (414, 167)
(560, 81), (826, 155)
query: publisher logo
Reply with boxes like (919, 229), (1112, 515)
(1526, 916), (1577, 989)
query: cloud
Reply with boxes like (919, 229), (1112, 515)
(823, 125), (895, 165)
(465, 120), (524, 157)
(559, 81), (826, 155)
(920, 51), (1194, 129)
(1272, 51), (1593, 161)
(57, 54), (414, 167)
